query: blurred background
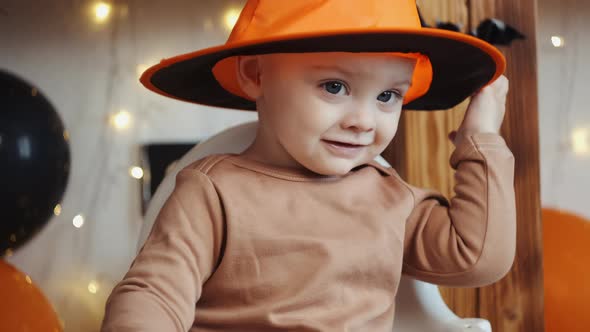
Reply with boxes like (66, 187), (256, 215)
(0, 0), (588, 331)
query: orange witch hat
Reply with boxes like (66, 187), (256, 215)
(140, 0), (505, 111)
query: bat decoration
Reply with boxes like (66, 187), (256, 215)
(473, 18), (526, 46)
(417, 6), (525, 46)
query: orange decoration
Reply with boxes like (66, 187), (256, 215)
(0, 260), (62, 332)
(543, 208), (590, 332)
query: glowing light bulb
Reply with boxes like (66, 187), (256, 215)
(54, 204), (62, 216)
(572, 128), (589, 155)
(73, 214), (85, 228)
(129, 166), (144, 179)
(94, 2), (111, 23)
(111, 110), (131, 130)
(551, 36), (565, 48)
(25, 275), (32, 284)
(223, 8), (241, 32)
(88, 281), (99, 294)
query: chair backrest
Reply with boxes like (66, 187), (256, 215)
(138, 121), (258, 249)
(137, 121), (492, 332)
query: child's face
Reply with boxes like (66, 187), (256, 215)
(244, 52), (416, 175)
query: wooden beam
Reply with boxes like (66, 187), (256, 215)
(470, 1), (544, 331)
(416, 0), (468, 30)
(383, 0), (543, 330)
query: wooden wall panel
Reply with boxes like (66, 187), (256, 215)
(416, 0), (468, 29)
(382, 0), (543, 330)
(471, 1), (544, 331)
(387, 0), (482, 319)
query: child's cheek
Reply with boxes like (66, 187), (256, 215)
(376, 112), (400, 144)
(303, 101), (343, 129)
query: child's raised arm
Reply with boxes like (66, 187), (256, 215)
(101, 167), (225, 332)
(399, 76), (517, 287)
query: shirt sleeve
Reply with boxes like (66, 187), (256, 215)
(101, 168), (225, 332)
(400, 132), (516, 287)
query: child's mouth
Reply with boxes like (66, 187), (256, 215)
(323, 140), (363, 148)
(321, 139), (366, 158)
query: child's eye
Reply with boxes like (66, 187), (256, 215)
(322, 81), (347, 95)
(377, 91), (402, 104)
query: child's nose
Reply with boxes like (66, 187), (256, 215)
(340, 106), (376, 133)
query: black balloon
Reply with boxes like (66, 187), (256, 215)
(0, 70), (70, 255)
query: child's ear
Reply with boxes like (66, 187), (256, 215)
(236, 55), (262, 100)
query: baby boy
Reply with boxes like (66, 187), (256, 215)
(101, 1), (516, 331)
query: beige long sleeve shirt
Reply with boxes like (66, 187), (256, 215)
(101, 132), (516, 332)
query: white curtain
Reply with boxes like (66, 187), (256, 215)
(3, 1), (252, 331)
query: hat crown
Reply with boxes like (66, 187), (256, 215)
(228, 0), (421, 44)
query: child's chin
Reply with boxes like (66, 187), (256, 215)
(307, 160), (358, 177)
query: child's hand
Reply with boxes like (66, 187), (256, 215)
(448, 75), (509, 147)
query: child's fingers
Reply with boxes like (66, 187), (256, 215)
(493, 75), (509, 97)
(457, 75), (509, 137)
(472, 75), (509, 98)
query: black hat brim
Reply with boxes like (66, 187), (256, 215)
(142, 29), (505, 111)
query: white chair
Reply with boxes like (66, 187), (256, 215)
(137, 121), (492, 332)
